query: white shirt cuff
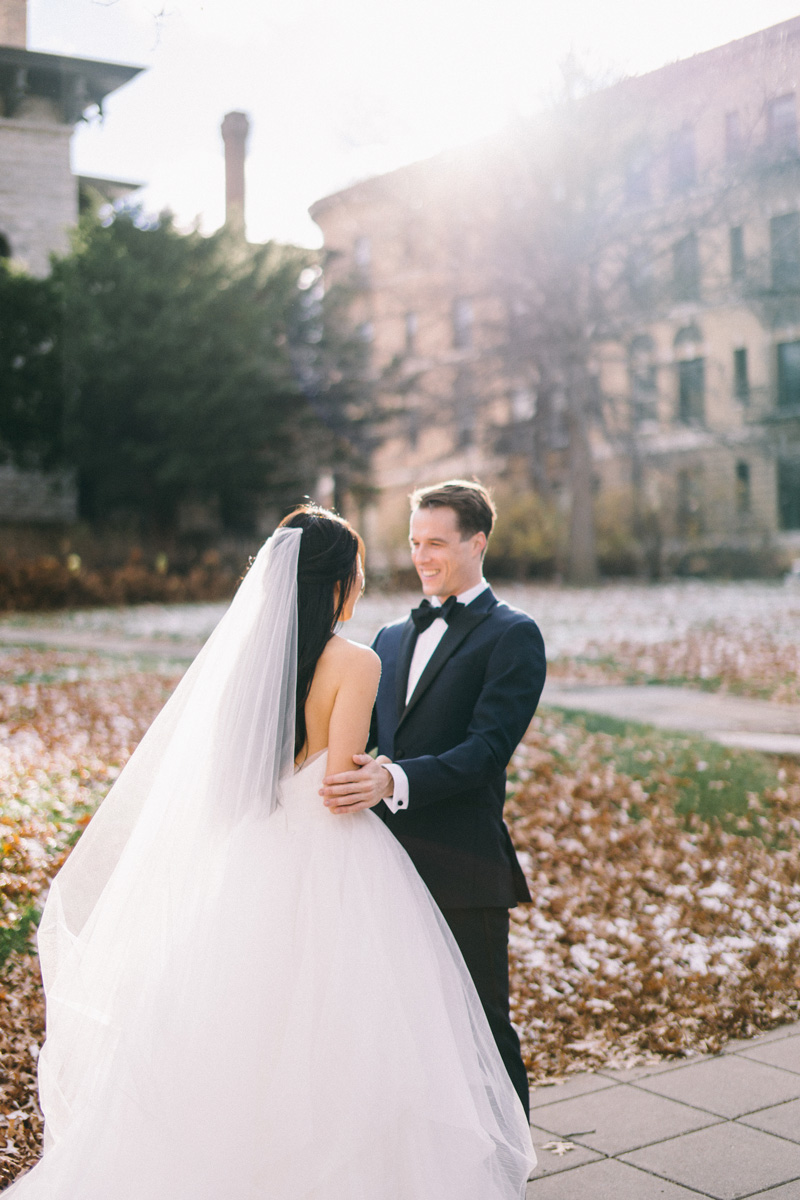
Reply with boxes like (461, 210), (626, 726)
(382, 763), (410, 813)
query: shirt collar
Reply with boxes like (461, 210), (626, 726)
(430, 578), (489, 608)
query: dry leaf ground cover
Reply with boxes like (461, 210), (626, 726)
(1, 637), (800, 1184)
(0, 650), (179, 1185)
(502, 579), (800, 703)
(507, 710), (800, 1079)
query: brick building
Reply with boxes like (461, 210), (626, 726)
(311, 17), (800, 575)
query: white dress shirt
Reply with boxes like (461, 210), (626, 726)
(382, 578), (489, 813)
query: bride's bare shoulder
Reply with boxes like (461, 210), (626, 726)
(321, 635), (380, 680)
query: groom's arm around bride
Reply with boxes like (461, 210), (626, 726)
(321, 479), (545, 1117)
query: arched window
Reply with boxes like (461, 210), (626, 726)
(0, 233), (11, 259)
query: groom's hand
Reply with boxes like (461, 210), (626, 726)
(321, 754), (394, 814)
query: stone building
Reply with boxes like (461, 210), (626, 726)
(0, 0), (142, 276)
(0, 0), (142, 528)
(311, 17), (800, 574)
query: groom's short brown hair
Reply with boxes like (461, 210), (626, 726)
(409, 479), (496, 540)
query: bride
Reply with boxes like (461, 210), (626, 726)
(3, 506), (535, 1199)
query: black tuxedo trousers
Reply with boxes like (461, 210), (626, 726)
(369, 588), (546, 1116)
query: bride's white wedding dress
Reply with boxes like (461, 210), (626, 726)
(3, 528), (534, 1199)
(7, 751), (534, 1199)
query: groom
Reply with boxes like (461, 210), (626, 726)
(322, 479), (546, 1117)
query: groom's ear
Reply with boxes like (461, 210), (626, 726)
(472, 531), (487, 557)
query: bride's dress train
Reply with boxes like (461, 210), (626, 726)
(5, 751), (535, 1199)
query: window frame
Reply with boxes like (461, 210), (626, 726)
(677, 357), (705, 425)
(673, 232), (701, 302)
(777, 340), (800, 409)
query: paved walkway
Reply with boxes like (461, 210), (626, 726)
(4, 625), (800, 756)
(526, 1021), (800, 1198)
(543, 682), (800, 756)
(0, 624), (203, 661)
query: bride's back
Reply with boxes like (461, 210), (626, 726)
(299, 635), (380, 777)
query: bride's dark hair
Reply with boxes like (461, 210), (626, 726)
(279, 504), (363, 759)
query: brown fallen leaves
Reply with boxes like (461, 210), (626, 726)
(1, 650), (800, 1184)
(508, 711), (800, 1081)
(0, 955), (45, 1184)
(0, 651), (179, 1185)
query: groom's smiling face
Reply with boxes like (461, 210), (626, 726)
(409, 505), (486, 600)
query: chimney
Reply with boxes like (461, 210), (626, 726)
(0, 0), (27, 47)
(221, 110), (250, 238)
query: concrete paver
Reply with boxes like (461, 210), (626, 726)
(527, 1022), (800, 1199)
(528, 1123), (603, 1178)
(634, 1053), (800, 1119)
(525, 1156), (702, 1199)
(738, 1034), (800, 1075)
(530, 1082), (719, 1157)
(740, 1099), (800, 1144)
(529, 1072), (616, 1109)
(620, 1121), (800, 1200)
(720, 1026), (800, 1054)
(740, 1184), (800, 1199)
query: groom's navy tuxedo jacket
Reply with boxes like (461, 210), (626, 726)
(369, 588), (546, 910)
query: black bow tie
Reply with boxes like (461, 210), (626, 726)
(410, 595), (464, 632)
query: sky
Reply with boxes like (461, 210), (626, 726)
(28, 0), (800, 247)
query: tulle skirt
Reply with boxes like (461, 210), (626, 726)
(5, 751), (534, 1199)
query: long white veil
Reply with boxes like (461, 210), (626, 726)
(34, 527), (301, 1152)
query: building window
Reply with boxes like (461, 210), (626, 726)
(733, 348), (750, 402)
(405, 311), (418, 355)
(777, 340), (800, 408)
(353, 236), (371, 286)
(678, 359), (705, 424)
(729, 226), (745, 281)
(629, 334), (658, 424)
(725, 111), (744, 162)
(510, 388), (535, 421)
(779, 459), (800, 529)
(0, 233), (9, 258)
(452, 298), (473, 349)
(626, 247), (654, 308)
(668, 125), (697, 191)
(677, 468), (703, 536)
(770, 212), (800, 291)
(624, 151), (651, 203)
(407, 406), (420, 449)
(673, 233), (700, 302)
(767, 93), (798, 151)
(735, 461), (751, 514)
(547, 388), (569, 449)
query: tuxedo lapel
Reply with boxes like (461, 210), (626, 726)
(397, 596), (494, 729)
(394, 619), (418, 720)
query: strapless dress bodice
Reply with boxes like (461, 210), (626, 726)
(276, 750), (330, 826)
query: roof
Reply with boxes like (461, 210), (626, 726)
(309, 13), (800, 222)
(0, 44), (143, 124)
